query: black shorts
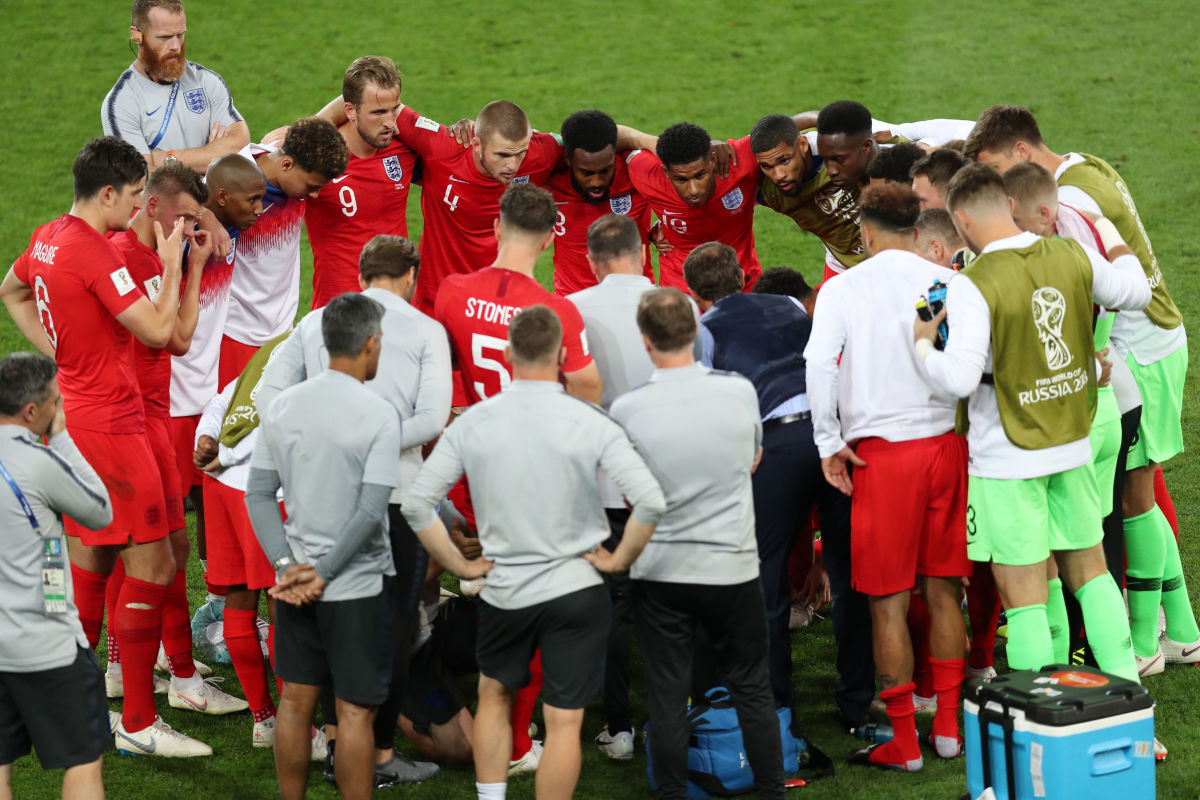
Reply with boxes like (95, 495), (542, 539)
(401, 596), (478, 734)
(275, 587), (394, 707)
(476, 585), (609, 709)
(0, 646), (109, 769)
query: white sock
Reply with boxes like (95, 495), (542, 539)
(172, 673), (204, 692)
(107, 662), (122, 677)
(476, 781), (507, 800)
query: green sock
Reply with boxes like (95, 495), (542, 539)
(1004, 604), (1054, 671)
(1159, 510), (1200, 644)
(1076, 573), (1139, 683)
(1046, 578), (1069, 664)
(1124, 509), (1165, 656)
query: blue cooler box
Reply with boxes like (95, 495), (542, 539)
(964, 665), (1154, 800)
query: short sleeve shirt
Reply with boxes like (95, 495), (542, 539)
(13, 216), (145, 433)
(109, 230), (172, 418)
(102, 61), (243, 154)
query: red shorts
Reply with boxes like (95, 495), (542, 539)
(850, 431), (970, 596)
(145, 414), (185, 531)
(202, 476), (276, 590)
(169, 414), (202, 491)
(63, 429), (168, 546)
(218, 335), (259, 390)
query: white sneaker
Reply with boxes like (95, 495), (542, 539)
(459, 577), (486, 598)
(310, 726), (328, 762)
(595, 728), (635, 760)
(156, 644), (212, 677)
(508, 740), (543, 775)
(913, 694), (937, 715)
(1135, 646), (1165, 677)
(168, 676), (250, 715)
(253, 716), (276, 748)
(105, 669), (169, 699)
(114, 716), (213, 758)
(108, 710), (121, 735)
(789, 603), (814, 630)
(1159, 632), (1200, 665)
(965, 665), (997, 682)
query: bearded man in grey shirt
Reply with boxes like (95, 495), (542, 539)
(403, 305), (666, 800)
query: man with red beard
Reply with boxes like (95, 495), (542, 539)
(102, 0), (249, 175)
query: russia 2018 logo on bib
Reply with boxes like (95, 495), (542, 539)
(721, 188), (744, 210)
(184, 88), (207, 114)
(609, 194), (632, 215)
(382, 155), (404, 182)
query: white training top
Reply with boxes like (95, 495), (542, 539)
(102, 61), (243, 154)
(1054, 153), (1186, 366)
(224, 143), (305, 347)
(805, 248), (958, 458)
(170, 234), (239, 416)
(921, 231), (1151, 479)
(194, 382), (255, 492)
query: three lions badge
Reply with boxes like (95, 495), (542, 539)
(383, 155), (404, 182)
(609, 194), (632, 215)
(184, 88), (207, 114)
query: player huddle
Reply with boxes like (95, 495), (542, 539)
(0, 2), (1192, 800)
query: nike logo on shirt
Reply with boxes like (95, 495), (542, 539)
(146, 107), (161, 117)
(331, 174), (351, 184)
(448, 175), (469, 183)
(116, 728), (157, 754)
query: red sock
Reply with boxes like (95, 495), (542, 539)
(908, 592), (933, 698)
(868, 682), (922, 770)
(1154, 466), (1179, 540)
(226, 607), (275, 722)
(266, 622), (283, 699)
(161, 570), (195, 678)
(929, 657), (964, 742)
(510, 650), (543, 760)
(71, 564), (108, 649)
(966, 563), (1002, 670)
(105, 560), (126, 664)
(117, 577), (168, 732)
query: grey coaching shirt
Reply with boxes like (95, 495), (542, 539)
(403, 380), (666, 611)
(257, 287), (452, 504)
(0, 426), (111, 671)
(251, 370), (400, 601)
(610, 363), (762, 585)
(102, 61), (243, 154)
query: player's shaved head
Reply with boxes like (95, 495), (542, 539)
(750, 114), (800, 153)
(637, 288), (696, 353)
(945, 163), (1010, 216)
(964, 105), (1044, 162)
(561, 110), (617, 156)
(206, 154), (265, 196)
(1003, 161), (1058, 210)
(343, 55), (402, 107)
(499, 183), (557, 237)
(866, 142), (925, 184)
(859, 182), (921, 234)
(817, 101), (872, 139)
(476, 100), (531, 145)
(683, 242), (743, 302)
(508, 305), (562, 367)
(146, 161), (207, 204)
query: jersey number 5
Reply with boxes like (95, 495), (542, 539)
(471, 333), (511, 399)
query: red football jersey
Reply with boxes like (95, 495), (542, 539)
(13, 216), (145, 434)
(108, 229), (171, 418)
(305, 135), (418, 309)
(544, 158), (654, 295)
(394, 106), (562, 309)
(433, 267), (592, 404)
(625, 136), (762, 291)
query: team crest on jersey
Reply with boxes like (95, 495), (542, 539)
(184, 88), (207, 114)
(721, 188), (744, 210)
(510, 175), (530, 185)
(143, 275), (162, 302)
(382, 155), (404, 182)
(609, 194), (632, 215)
(110, 267), (136, 296)
(225, 237), (237, 265)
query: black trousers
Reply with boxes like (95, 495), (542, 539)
(752, 418), (873, 727)
(601, 507), (634, 734)
(634, 578), (784, 800)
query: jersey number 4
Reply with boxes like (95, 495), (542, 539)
(471, 333), (511, 399)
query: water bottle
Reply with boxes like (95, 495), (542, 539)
(850, 722), (894, 743)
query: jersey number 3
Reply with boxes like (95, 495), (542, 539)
(471, 333), (511, 399)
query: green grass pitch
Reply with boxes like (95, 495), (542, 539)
(2, 0), (1199, 797)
